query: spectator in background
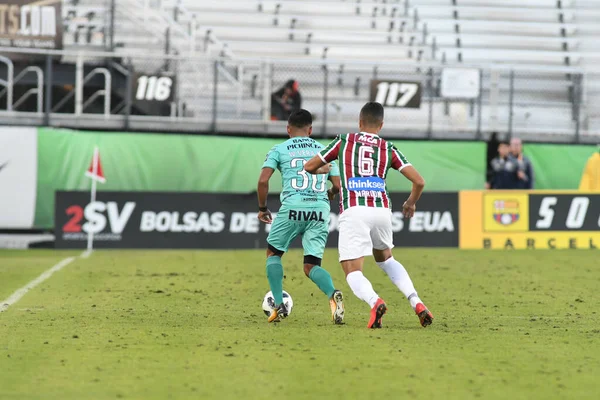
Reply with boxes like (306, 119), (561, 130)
(579, 145), (600, 191)
(271, 79), (302, 121)
(490, 142), (519, 189)
(485, 132), (500, 189)
(510, 138), (534, 189)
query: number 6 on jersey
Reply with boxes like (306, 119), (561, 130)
(358, 146), (375, 176)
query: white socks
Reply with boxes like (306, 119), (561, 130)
(346, 258), (423, 311)
(346, 271), (379, 308)
(376, 257), (422, 309)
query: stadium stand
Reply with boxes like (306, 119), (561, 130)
(62, 0), (110, 48)
(133, 0), (593, 139)
(573, 0), (600, 136)
(1, 0), (599, 141)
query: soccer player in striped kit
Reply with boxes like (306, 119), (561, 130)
(304, 102), (433, 329)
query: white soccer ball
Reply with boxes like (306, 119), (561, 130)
(262, 290), (293, 317)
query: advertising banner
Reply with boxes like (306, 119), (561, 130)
(0, 0), (63, 49)
(459, 191), (600, 250)
(0, 126), (37, 228)
(55, 191), (458, 249)
(36, 128), (485, 228)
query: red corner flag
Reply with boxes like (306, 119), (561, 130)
(85, 147), (106, 183)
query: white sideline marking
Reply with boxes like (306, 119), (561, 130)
(0, 257), (76, 313)
(80, 250), (92, 259)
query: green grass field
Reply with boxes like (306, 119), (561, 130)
(0, 249), (599, 400)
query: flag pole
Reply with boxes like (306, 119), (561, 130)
(86, 146), (99, 252)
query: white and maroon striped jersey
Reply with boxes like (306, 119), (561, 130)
(318, 132), (411, 212)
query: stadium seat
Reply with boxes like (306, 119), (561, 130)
(54, 0), (599, 139)
(429, 34), (579, 52)
(62, 0), (108, 48)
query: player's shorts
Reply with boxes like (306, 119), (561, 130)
(338, 206), (394, 261)
(267, 206), (330, 259)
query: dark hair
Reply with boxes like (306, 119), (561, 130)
(288, 109), (312, 128)
(498, 141), (510, 146)
(359, 102), (384, 126)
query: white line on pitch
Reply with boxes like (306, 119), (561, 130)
(0, 257), (76, 313)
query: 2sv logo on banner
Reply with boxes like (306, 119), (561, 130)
(63, 202), (135, 235)
(62, 201), (252, 235)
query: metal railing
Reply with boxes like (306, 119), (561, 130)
(0, 47), (596, 143)
(0, 57), (44, 114)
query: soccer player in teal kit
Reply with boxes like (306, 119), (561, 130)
(256, 110), (345, 324)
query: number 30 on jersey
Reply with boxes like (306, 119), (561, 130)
(290, 158), (327, 192)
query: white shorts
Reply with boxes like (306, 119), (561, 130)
(338, 206), (394, 261)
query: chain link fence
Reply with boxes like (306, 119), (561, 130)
(0, 48), (592, 142)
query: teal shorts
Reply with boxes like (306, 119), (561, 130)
(267, 206), (330, 259)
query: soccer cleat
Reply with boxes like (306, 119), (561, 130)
(329, 290), (345, 325)
(415, 303), (433, 327)
(367, 298), (387, 329)
(268, 303), (289, 323)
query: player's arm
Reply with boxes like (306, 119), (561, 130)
(257, 167), (275, 223)
(327, 175), (341, 201)
(401, 166), (426, 218)
(326, 160), (341, 200)
(258, 146), (279, 224)
(390, 144), (425, 218)
(305, 156), (327, 174)
(304, 135), (342, 174)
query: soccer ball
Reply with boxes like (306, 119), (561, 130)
(262, 290), (293, 317)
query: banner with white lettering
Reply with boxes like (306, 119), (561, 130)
(54, 191), (458, 249)
(0, 0), (63, 50)
(459, 191), (600, 250)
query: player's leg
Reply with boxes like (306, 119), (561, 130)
(341, 257), (386, 329)
(302, 256), (335, 298)
(302, 217), (344, 324)
(304, 255), (345, 325)
(301, 216), (336, 298)
(265, 210), (299, 322)
(339, 207), (386, 328)
(265, 243), (286, 309)
(371, 209), (433, 327)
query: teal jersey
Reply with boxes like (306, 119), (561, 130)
(263, 137), (340, 209)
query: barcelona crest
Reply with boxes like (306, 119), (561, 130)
(492, 200), (520, 226)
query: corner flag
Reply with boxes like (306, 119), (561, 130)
(85, 147), (106, 183)
(84, 146), (105, 254)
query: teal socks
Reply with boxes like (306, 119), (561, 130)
(266, 256), (284, 305)
(266, 257), (336, 304)
(308, 266), (336, 298)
